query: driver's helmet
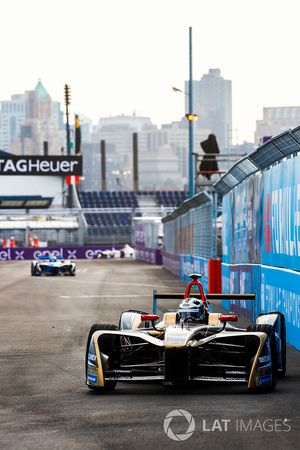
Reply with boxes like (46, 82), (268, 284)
(178, 297), (207, 323)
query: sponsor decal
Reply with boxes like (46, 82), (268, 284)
(87, 373), (97, 384)
(1, 246), (123, 261)
(0, 249), (11, 261)
(85, 249), (103, 260)
(67, 250), (77, 259)
(33, 249), (64, 259)
(258, 374), (272, 385)
(14, 250), (25, 260)
(0, 155), (82, 176)
(259, 355), (271, 363)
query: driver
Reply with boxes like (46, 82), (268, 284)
(177, 297), (208, 324)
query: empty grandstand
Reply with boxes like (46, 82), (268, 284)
(0, 191), (187, 248)
(78, 190), (187, 245)
(78, 191), (186, 209)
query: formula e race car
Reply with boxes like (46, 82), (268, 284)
(31, 254), (76, 276)
(97, 244), (135, 259)
(85, 273), (286, 393)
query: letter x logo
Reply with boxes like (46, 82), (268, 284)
(67, 250), (77, 259)
(15, 251), (25, 260)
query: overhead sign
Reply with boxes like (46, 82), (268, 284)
(0, 155), (82, 176)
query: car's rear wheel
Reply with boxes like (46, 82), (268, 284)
(247, 324), (277, 392)
(85, 323), (119, 392)
(31, 263), (41, 276)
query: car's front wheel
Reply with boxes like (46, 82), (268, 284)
(247, 324), (277, 393)
(85, 323), (119, 392)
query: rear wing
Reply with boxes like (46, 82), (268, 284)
(152, 290), (255, 314)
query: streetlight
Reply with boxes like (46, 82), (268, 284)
(188, 26), (195, 198)
(172, 87), (186, 94)
(172, 27), (196, 198)
(172, 87), (199, 122)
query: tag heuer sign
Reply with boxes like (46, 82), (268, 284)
(0, 155), (82, 176)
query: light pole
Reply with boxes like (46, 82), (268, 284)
(172, 27), (197, 198)
(188, 26), (194, 198)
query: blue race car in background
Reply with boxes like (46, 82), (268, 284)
(31, 254), (76, 276)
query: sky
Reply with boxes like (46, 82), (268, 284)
(1, 0), (300, 143)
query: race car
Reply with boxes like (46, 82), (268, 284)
(31, 254), (76, 276)
(85, 273), (286, 393)
(97, 244), (135, 259)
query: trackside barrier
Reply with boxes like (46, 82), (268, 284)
(0, 246), (122, 260)
(221, 263), (261, 322)
(215, 126), (300, 351)
(134, 219), (163, 266)
(180, 255), (209, 290)
(162, 192), (216, 270)
(152, 291), (255, 315)
(208, 259), (222, 293)
(222, 262), (300, 350)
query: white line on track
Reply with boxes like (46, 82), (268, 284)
(52, 280), (182, 288)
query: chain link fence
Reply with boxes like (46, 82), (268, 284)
(162, 192), (217, 259)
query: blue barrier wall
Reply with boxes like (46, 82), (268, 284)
(222, 152), (300, 350)
(180, 255), (209, 292)
(221, 263), (261, 321)
(262, 157), (300, 270)
(261, 265), (300, 350)
(221, 263), (300, 350)
(159, 144), (300, 349)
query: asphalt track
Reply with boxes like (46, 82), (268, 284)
(0, 259), (299, 450)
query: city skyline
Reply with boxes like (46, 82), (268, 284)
(1, 0), (300, 143)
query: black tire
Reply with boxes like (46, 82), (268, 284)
(277, 313), (286, 378)
(247, 324), (273, 335)
(31, 263), (40, 276)
(247, 324), (277, 392)
(85, 323), (119, 392)
(257, 312), (286, 378)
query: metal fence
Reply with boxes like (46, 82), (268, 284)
(162, 192), (217, 260)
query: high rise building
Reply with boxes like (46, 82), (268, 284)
(255, 107), (300, 145)
(0, 94), (26, 151)
(185, 68), (232, 151)
(0, 81), (65, 155)
(91, 115), (156, 189)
